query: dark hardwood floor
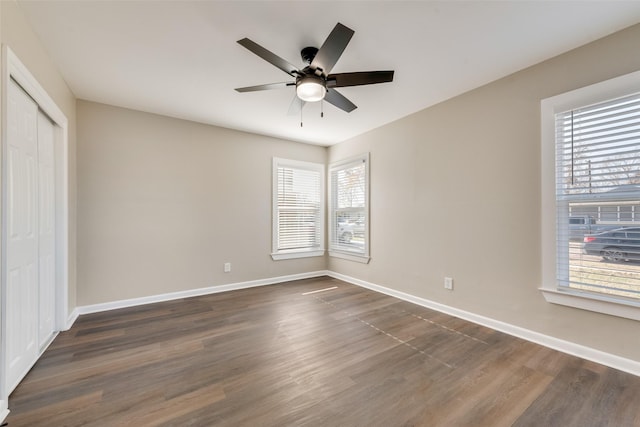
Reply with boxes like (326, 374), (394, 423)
(6, 276), (640, 426)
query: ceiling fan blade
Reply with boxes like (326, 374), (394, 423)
(287, 95), (305, 116)
(235, 82), (294, 92)
(310, 23), (354, 76)
(327, 71), (394, 88)
(324, 88), (357, 113)
(237, 38), (300, 77)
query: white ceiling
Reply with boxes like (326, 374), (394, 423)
(17, 1), (640, 146)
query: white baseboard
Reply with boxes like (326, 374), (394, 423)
(65, 308), (80, 330)
(327, 271), (640, 377)
(0, 403), (8, 424)
(75, 270), (329, 316)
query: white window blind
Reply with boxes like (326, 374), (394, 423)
(329, 154), (369, 262)
(556, 92), (640, 300)
(272, 158), (324, 260)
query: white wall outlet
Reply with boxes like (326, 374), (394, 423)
(224, 262), (231, 273)
(444, 277), (453, 290)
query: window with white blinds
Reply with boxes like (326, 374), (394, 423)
(272, 158), (324, 260)
(544, 71), (640, 319)
(329, 153), (370, 263)
(556, 92), (640, 302)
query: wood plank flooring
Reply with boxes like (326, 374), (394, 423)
(6, 276), (640, 426)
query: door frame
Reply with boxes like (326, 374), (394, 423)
(0, 45), (69, 417)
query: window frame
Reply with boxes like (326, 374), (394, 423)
(328, 153), (370, 263)
(271, 157), (325, 261)
(541, 70), (640, 321)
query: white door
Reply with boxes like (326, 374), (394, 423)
(5, 79), (40, 392)
(37, 112), (56, 348)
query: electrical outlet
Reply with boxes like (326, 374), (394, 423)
(444, 277), (453, 290)
(224, 262), (231, 273)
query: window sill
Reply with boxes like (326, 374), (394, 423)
(271, 249), (324, 261)
(329, 250), (370, 264)
(540, 287), (640, 322)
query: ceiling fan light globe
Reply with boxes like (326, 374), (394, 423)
(296, 80), (326, 102)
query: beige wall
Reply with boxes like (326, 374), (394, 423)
(77, 101), (326, 305)
(1, 1), (77, 312)
(328, 23), (640, 363)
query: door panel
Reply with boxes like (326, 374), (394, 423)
(37, 112), (56, 348)
(5, 79), (40, 393)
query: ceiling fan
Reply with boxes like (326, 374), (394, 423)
(235, 22), (394, 114)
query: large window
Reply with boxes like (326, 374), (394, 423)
(272, 158), (324, 260)
(329, 153), (370, 263)
(541, 71), (640, 320)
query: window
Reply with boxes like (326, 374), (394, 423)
(329, 153), (370, 263)
(541, 70), (640, 321)
(272, 158), (324, 260)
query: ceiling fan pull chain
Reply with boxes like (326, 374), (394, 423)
(300, 106), (303, 127)
(321, 99), (324, 118)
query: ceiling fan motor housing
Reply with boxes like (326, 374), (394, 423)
(301, 46), (319, 64)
